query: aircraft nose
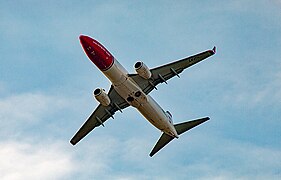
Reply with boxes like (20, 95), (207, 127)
(79, 34), (87, 40)
(78, 34), (114, 71)
(79, 35), (90, 45)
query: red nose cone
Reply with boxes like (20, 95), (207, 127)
(79, 35), (114, 71)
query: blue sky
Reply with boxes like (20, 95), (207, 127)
(0, 0), (280, 179)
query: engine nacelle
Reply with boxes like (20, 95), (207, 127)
(93, 88), (111, 106)
(134, 61), (152, 79)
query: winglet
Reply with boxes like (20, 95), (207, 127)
(212, 46), (216, 54)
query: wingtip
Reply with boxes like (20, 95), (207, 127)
(208, 46), (216, 55)
(70, 139), (76, 146)
(149, 150), (156, 157)
(212, 46), (216, 54)
(149, 151), (158, 157)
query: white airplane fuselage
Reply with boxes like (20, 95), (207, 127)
(80, 35), (179, 138)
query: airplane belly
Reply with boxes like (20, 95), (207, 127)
(103, 60), (172, 133)
(113, 78), (169, 132)
(114, 77), (148, 107)
(137, 95), (170, 131)
(103, 59), (127, 84)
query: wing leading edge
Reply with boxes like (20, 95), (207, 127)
(70, 86), (129, 145)
(129, 47), (216, 94)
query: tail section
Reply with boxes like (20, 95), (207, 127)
(149, 117), (209, 157)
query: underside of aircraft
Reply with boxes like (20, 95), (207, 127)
(70, 35), (216, 157)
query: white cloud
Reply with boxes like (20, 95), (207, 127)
(175, 133), (281, 180)
(0, 91), (86, 141)
(0, 141), (74, 180)
(0, 92), (70, 133)
(67, 133), (281, 180)
(69, 136), (126, 179)
(0, 93), (64, 122)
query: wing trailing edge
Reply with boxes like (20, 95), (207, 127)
(149, 117), (210, 157)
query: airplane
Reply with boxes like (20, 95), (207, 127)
(70, 35), (216, 157)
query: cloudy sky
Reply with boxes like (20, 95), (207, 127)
(0, 0), (280, 179)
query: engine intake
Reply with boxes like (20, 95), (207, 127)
(134, 61), (151, 79)
(93, 88), (111, 106)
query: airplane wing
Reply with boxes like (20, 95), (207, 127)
(70, 85), (129, 145)
(129, 47), (216, 94)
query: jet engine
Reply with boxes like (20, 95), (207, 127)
(93, 88), (111, 106)
(134, 61), (151, 79)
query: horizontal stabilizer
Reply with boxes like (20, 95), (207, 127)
(149, 117), (210, 157)
(149, 133), (174, 157)
(174, 117), (209, 135)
